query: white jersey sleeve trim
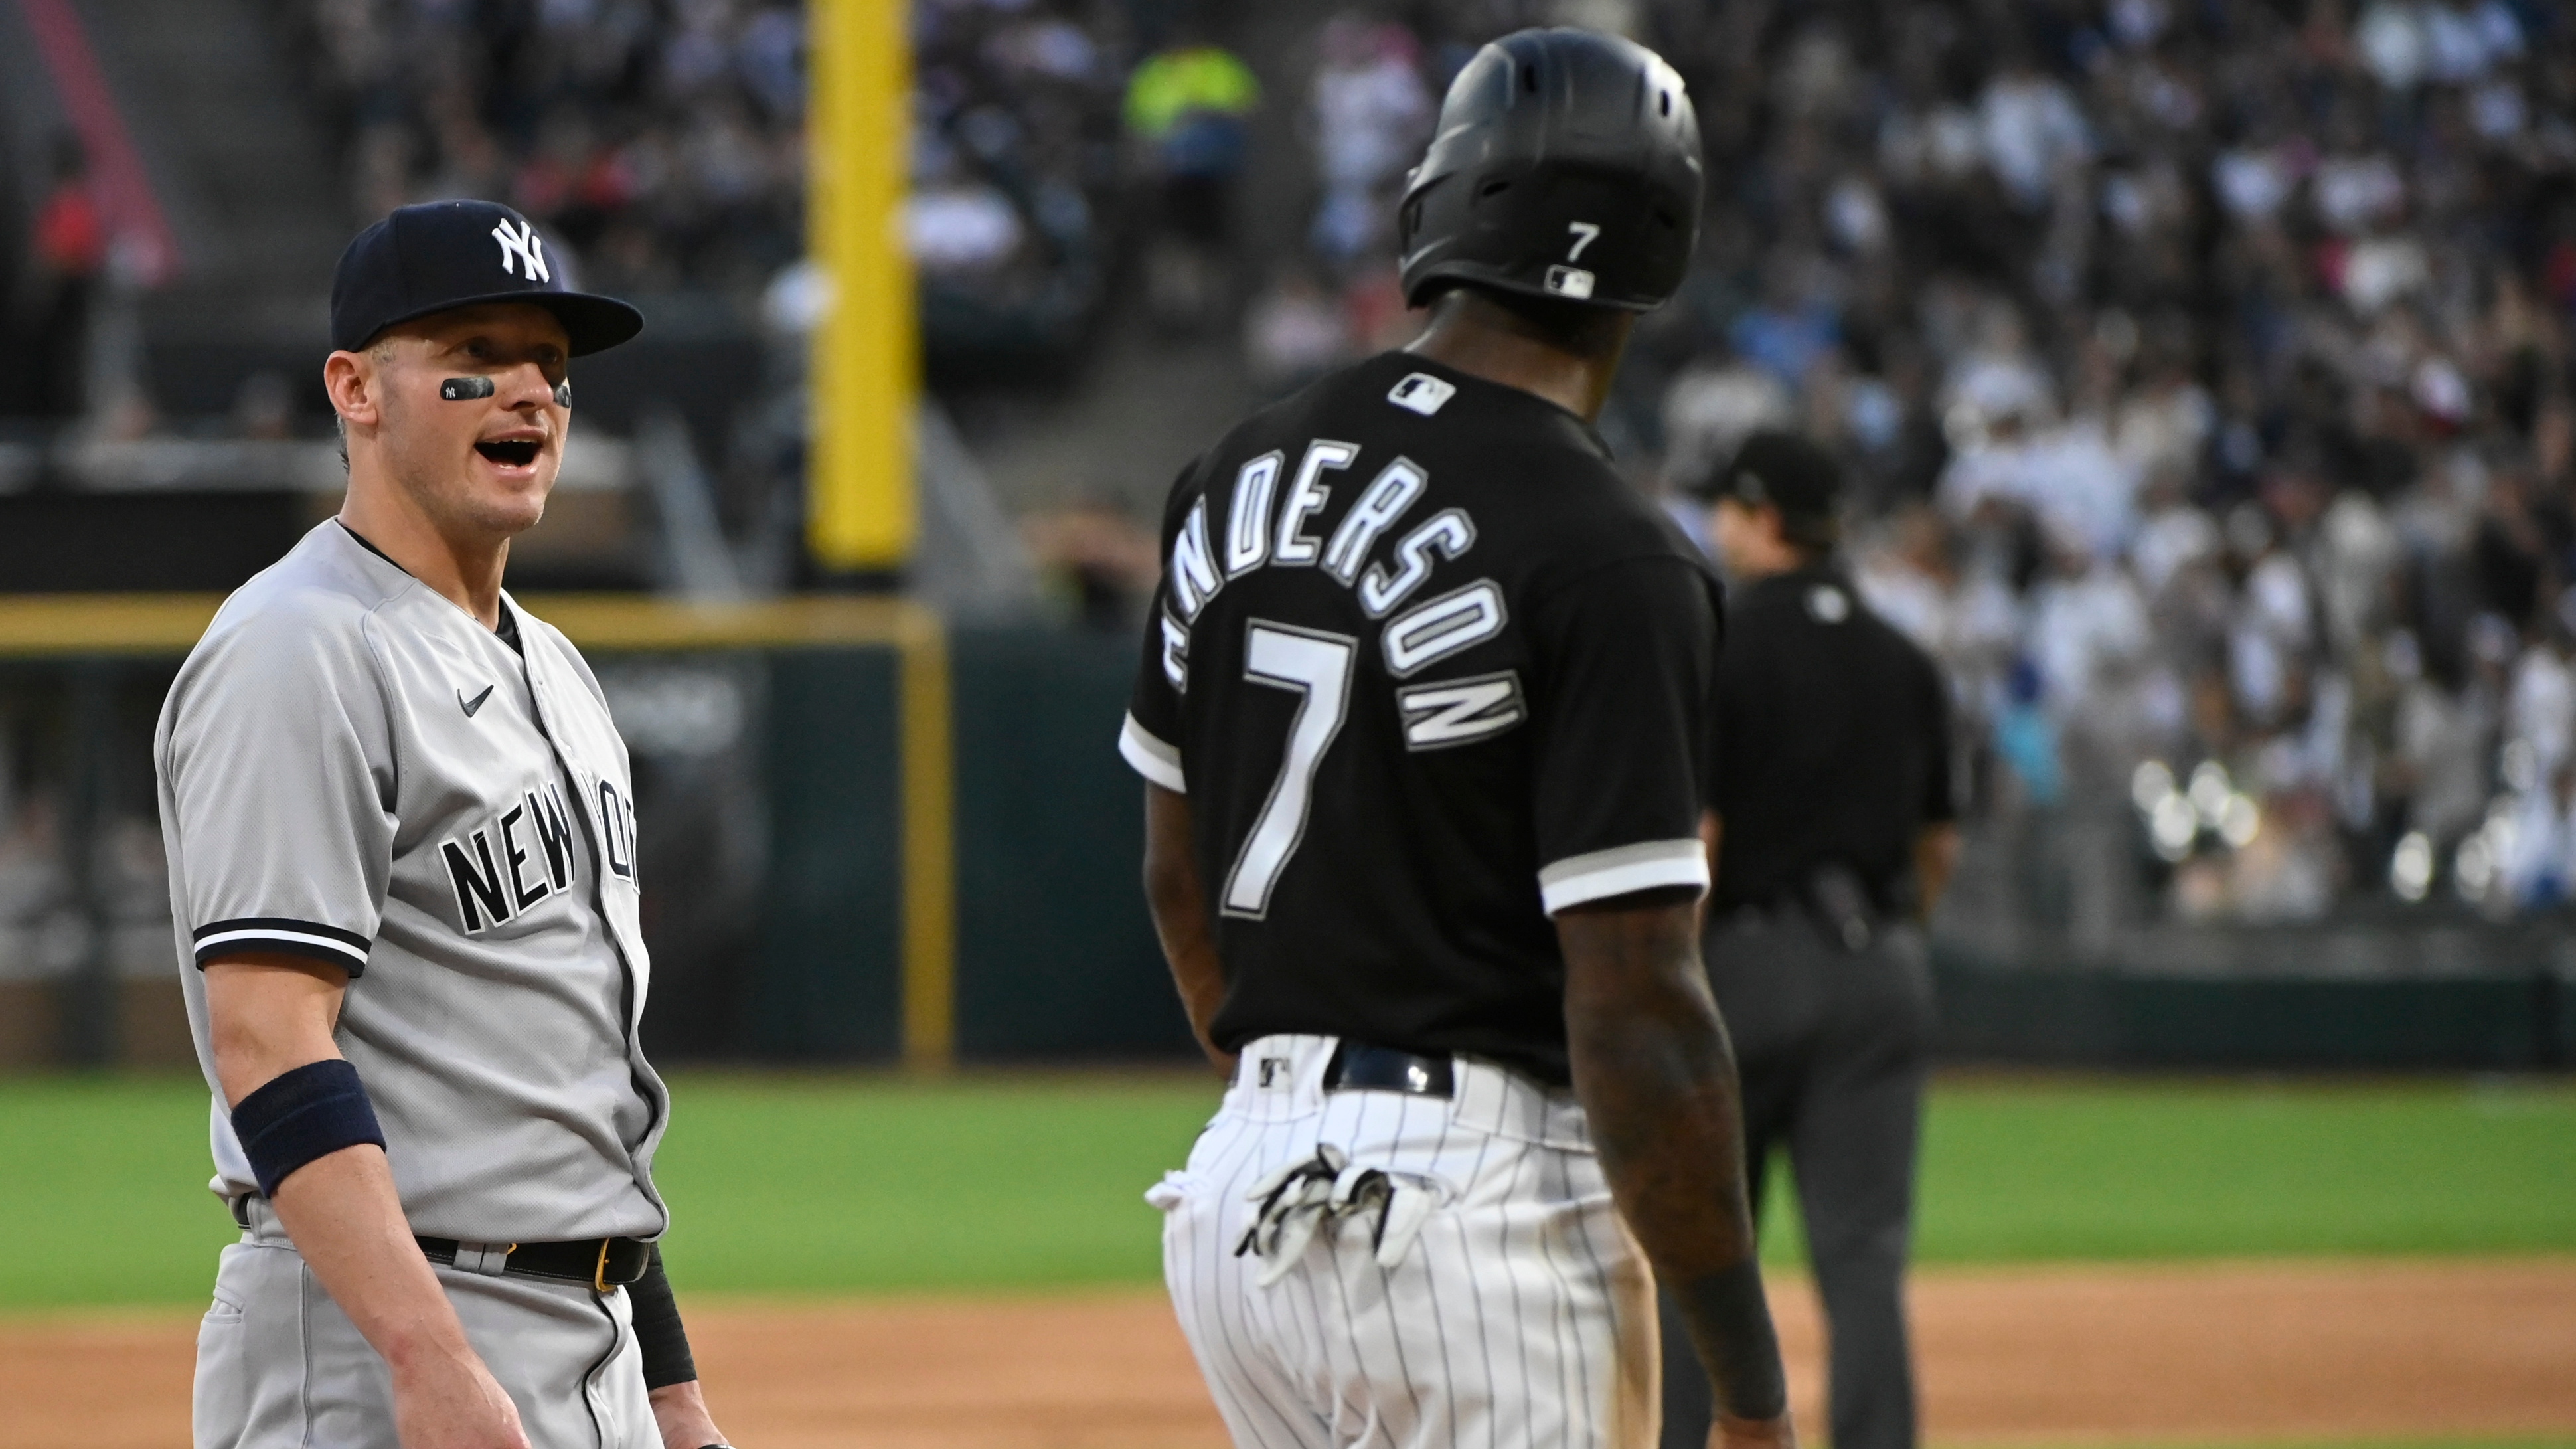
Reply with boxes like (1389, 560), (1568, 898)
(191, 917), (372, 975)
(1537, 839), (1710, 915)
(1119, 713), (1187, 794)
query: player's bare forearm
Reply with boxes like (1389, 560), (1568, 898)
(1142, 783), (1234, 1073)
(208, 956), (525, 1448)
(649, 1379), (724, 1449)
(1915, 823), (1961, 920)
(205, 952), (353, 1104)
(1556, 900), (1755, 1268)
(270, 1148), (500, 1382)
(265, 1133), (527, 1448)
(1556, 898), (1793, 1432)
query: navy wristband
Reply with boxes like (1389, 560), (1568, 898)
(230, 1059), (386, 1198)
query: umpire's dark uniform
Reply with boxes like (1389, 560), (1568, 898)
(1660, 432), (1956, 1449)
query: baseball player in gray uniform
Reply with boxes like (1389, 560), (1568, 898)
(158, 200), (731, 1449)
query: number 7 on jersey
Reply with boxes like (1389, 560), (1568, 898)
(1221, 622), (1356, 918)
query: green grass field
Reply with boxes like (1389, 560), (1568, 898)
(4, 1071), (2571, 1310)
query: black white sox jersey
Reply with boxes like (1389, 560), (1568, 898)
(1121, 352), (1724, 1084)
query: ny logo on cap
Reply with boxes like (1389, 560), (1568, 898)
(491, 218), (550, 284)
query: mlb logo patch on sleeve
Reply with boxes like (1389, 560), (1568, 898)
(1387, 373), (1456, 416)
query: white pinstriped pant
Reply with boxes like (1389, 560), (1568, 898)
(1151, 1034), (1658, 1449)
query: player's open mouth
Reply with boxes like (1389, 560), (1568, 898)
(474, 439), (542, 468)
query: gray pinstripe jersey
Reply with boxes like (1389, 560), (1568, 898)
(156, 521), (667, 1243)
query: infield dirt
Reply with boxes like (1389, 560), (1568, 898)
(7, 1258), (2571, 1448)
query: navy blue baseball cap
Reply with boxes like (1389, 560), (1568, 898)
(329, 199), (644, 356)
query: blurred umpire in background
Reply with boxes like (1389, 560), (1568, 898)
(1658, 430), (1959, 1449)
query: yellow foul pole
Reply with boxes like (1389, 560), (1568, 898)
(809, 3), (953, 1072)
(809, 0), (918, 571)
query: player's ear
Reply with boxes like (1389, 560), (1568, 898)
(323, 349), (380, 430)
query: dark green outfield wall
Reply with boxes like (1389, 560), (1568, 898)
(746, 627), (2575, 1070)
(747, 649), (905, 1058)
(948, 628), (1195, 1059)
(746, 631), (1192, 1061)
(1932, 956), (2576, 1071)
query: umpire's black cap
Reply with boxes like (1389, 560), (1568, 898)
(330, 200), (643, 357)
(1396, 29), (1704, 312)
(1691, 429), (1842, 542)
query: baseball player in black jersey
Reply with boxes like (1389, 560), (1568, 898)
(1122, 31), (1793, 1449)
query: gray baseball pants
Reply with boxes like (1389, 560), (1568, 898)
(194, 1195), (656, 1449)
(1658, 908), (1935, 1449)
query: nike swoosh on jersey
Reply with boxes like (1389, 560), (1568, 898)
(459, 685), (495, 717)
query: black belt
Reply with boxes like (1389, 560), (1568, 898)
(230, 1196), (649, 1292)
(416, 1235), (652, 1292)
(1322, 1041), (1453, 1098)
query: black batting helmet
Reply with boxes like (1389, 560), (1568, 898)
(1396, 29), (1704, 313)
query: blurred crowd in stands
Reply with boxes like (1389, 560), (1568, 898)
(276, 0), (1159, 335)
(0, 135), (108, 423)
(1230, 0), (2576, 926)
(908, 0), (1137, 357)
(118, 0), (2576, 924)
(282, 0), (811, 296)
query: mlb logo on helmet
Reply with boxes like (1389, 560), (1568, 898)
(1544, 266), (1595, 299)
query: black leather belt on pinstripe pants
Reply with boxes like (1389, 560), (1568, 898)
(1322, 1041), (1455, 1098)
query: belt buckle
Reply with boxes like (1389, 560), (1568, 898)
(593, 1238), (613, 1293)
